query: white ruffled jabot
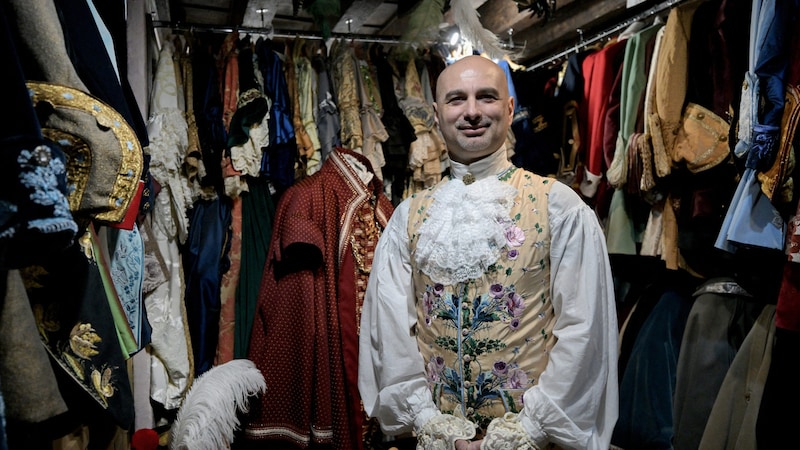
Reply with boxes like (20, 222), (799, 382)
(414, 149), (518, 285)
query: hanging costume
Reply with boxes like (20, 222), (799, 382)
(245, 148), (394, 449)
(5, 0), (144, 442)
(144, 39), (194, 408)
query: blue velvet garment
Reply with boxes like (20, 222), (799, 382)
(256, 39), (295, 147)
(716, 0), (798, 253)
(714, 167), (785, 253)
(752, 0), (800, 128)
(255, 39), (297, 194)
(181, 197), (232, 375)
(193, 45), (227, 192)
(612, 289), (693, 450)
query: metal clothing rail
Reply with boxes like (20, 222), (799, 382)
(151, 20), (406, 45)
(526, 0), (684, 71)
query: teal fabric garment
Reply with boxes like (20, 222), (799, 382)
(234, 176), (275, 358)
(605, 23), (663, 256)
(617, 23), (663, 166)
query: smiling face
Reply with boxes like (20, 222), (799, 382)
(433, 55), (514, 165)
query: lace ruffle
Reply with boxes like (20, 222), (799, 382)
(416, 414), (476, 450)
(481, 413), (539, 450)
(414, 177), (517, 285)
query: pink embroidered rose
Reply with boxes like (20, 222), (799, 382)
(506, 367), (529, 389)
(504, 225), (525, 247)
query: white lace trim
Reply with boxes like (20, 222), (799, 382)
(481, 413), (539, 450)
(416, 414), (476, 450)
(147, 108), (193, 243)
(414, 176), (518, 285)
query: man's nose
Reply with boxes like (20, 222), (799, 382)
(463, 99), (481, 120)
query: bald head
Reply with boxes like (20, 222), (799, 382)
(435, 55), (509, 104)
(433, 55), (514, 164)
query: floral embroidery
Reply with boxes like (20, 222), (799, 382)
(424, 279), (531, 425)
(15, 146), (77, 236)
(504, 225), (525, 247)
(413, 168), (555, 431)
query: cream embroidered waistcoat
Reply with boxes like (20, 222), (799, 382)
(408, 168), (557, 432)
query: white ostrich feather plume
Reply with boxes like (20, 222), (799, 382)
(451, 0), (506, 60)
(170, 359), (267, 450)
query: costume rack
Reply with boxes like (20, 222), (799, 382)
(151, 20), (406, 45)
(526, 0), (686, 72)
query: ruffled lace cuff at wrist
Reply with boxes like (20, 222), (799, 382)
(415, 413), (476, 450)
(481, 413), (540, 450)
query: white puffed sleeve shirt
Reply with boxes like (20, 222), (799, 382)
(358, 150), (619, 449)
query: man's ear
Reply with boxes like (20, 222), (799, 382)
(507, 96), (514, 120)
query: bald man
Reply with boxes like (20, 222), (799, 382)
(358, 55), (618, 449)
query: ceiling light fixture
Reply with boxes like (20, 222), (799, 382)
(449, 30), (460, 46)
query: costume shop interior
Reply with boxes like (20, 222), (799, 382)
(1, 0), (799, 449)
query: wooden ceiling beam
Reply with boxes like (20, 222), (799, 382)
(332, 0), (386, 34)
(229, 0), (250, 26)
(240, 0), (280, 29)
(476, 0), (544, 36)
(512, 0), (628, 63)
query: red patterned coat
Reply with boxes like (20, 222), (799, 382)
(244, 147), (394, 449)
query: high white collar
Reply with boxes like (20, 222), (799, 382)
(448, 147), (513, 183)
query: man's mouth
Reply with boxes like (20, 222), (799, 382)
(460, 126), (487, 137)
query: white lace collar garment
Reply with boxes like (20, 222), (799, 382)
(415, 148), (519, 285)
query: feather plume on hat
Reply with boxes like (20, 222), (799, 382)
(169, 359), (267, 450)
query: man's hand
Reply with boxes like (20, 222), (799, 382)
(454, 439), (482, 450)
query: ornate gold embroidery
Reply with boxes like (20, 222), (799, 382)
(45, 129), (92, 212)
(91, 366), (116, 406)
(79, 231), (94, 261)
(26, 82), (144, 223)
(350, 202), (381, 274)
(350, 199), (382, 333)
(64, 353), (85, 380)
(69, 322), (101, 359)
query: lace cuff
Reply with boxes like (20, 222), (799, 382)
(415, 414), (476, 450)
(480, 413), (540, 450)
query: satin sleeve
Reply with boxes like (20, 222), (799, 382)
(357, 200), (442, 435)
(519, 182), (619, 449)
